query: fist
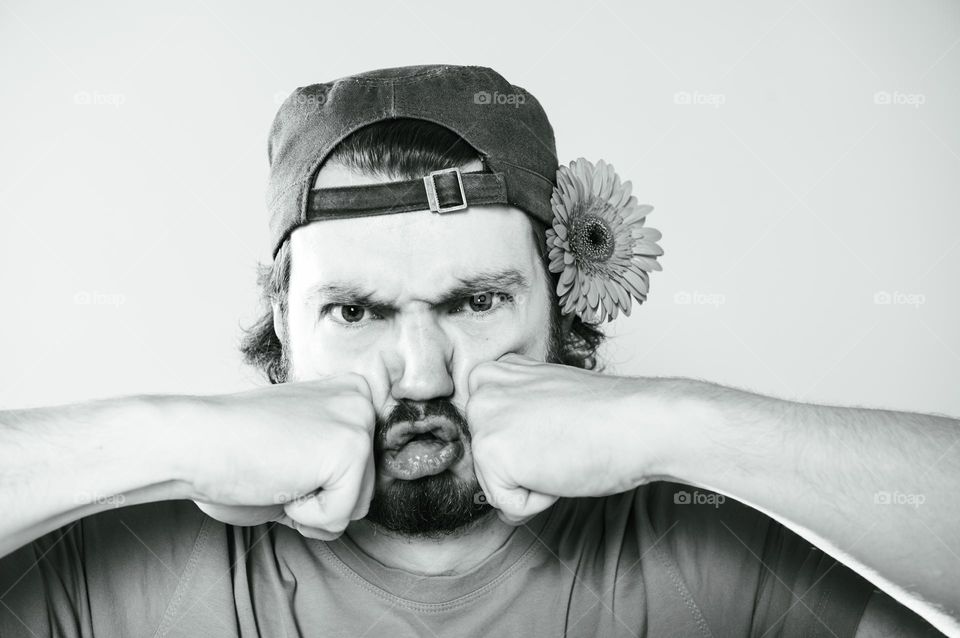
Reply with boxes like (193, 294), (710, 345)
(180, 373), (376, 540)
(467, 354), (647, 525)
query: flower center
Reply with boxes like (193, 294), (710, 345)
(571, 214), (615, 262)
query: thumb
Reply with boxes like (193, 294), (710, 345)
(492, 487), (558, 525)
(273, 512), (343, 541)
(474, 463), (557, 525)
(283, 474), (361, 537)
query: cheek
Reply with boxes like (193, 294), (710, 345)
(285, 307), (375, 379)
(448, 308), (553, 397)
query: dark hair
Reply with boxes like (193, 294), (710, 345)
(240, 119), (605, 383)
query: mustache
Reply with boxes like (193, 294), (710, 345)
(374, 398), (471, 451)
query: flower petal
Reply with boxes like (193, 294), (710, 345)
(612, 281), (631, 310)
(556, 275), (574, 298)
(631, 240), (664, 257)
(622, 268), (649, 296)
(611, 270), (643, 301)
(575, 291), (588, 316)
(569, 271), (582, 301)
(600, 285), (615, 321)
(630, 255), (663, 272)
(635, 227), (662, 242)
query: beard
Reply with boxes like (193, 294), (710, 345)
(364, 398), (491, 537)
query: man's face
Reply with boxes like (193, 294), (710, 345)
(279, 162), (555, 536)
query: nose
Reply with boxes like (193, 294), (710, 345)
(386, 310), (455, 402)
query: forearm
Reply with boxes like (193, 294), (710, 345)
(635, 378), (960, 627)
(0, 396), (195, 558)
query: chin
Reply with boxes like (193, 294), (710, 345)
(364, 469), (493, 537)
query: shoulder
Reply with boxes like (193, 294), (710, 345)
(539, 481), (714, 565)
(544, 480), (761, 547)
(548, 483), (876, 637)
(74, 499), (216, 611)
(80, 498), (211, 566)
(547, 481), (772, 587)
(0, 499), (217, 637)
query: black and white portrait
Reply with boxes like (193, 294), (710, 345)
(1, 2), (958, 636)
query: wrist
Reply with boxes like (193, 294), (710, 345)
(128, 394), (207, 501)
(618, 376), (721, 486)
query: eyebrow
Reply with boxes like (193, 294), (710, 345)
(305, 268), (531, 309)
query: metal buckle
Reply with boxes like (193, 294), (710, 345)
(423, 167), (467, 213)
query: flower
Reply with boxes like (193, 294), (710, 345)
(545, 158), (663, 324)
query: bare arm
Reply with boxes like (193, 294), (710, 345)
(462, 356), (956, 634)
(0, 376), (377, 559)
(0, 395), (193, 558)
(644, 378), (960, 634)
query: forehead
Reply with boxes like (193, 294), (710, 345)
(287, 205), (543, 296)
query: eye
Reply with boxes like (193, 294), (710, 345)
(468, 292), (495, 312)
(322, 304), (382, 327)
(339, 305), (366, 323)
(459, 292), (513, 314)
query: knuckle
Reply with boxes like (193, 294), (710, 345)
(340, 371), (372, 396)
(468, 361), (490, 379)
(467, 365), (486, 389)
(466, 386), (487, 409)
(467, 379), (488, 397)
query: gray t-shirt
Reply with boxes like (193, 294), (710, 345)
(0, 482), (874, 637)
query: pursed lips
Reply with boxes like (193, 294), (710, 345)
(378, 417), (466, 480)
(383, 417), (462, 450)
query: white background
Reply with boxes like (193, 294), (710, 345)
(1, 0), (958, 418)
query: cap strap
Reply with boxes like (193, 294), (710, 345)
(306, 170), (509, 220)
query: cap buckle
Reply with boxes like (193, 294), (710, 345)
(423, 167), (468, 213)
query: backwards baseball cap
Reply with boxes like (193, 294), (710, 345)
(265, 64), (664, 325)
(266, 64), (558, 259)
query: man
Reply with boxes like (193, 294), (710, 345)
(0, 64), (956, 637)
